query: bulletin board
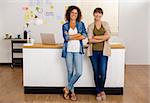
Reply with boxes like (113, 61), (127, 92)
(22, 0), (77, 43)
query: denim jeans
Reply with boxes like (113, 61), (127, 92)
(65, 52), (83, 92)
(89, 51), (108, 93)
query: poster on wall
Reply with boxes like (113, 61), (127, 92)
(23, 0), (77, 25)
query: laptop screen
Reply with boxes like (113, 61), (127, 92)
(40, 33), (56, 45)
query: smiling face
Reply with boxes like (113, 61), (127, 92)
(93, 12), (103, 21)
(70, 9), (78, 21)
(65, 6), (82, 22)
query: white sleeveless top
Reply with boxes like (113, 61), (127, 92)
(67, 27), (80, 52)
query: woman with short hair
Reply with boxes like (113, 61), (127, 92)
(87, 7), (111, 101)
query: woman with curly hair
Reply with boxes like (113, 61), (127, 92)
(62, 5), (87, 101)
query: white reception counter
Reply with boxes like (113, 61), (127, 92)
(23, 43), (125, 94)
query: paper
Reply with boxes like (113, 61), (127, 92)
(24, 9), (35, 22)
(35, 5), (43, 13)
(45, 12), (54, 16)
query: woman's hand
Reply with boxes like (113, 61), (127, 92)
(88, 38), (103, 44)
(92, 32), (110, 41)
(65, 31), (69, 35)
(88, 39), (94, 44)
(75, 33), (82, 37)
(69, 33), (85, 40)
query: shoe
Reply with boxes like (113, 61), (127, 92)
(96, 93), (102, 101)
(63, 87), (70, 100)
(100, 91), (106, 101)
(70, 92), (77, 101)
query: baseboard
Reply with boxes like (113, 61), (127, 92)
(0, 63), (11, 65)
(125, 64), (150, 66)
(24, 87), (123, 95)
(0, 63), (22, 68)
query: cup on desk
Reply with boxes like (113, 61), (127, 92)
(30, 39), (35, 45)
(5, 34), (9, 39)
(17, 34), (21, 39)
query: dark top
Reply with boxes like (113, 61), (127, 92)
(92, 24), (105, 51)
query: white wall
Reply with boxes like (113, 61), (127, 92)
(148, 1), (150, 64)
(0, 0), (118, 63)
(77, 0), (118, 33)
(0, 0), (150, 65)
(0, 2), (24, 63)
(119, 0), (149, 65)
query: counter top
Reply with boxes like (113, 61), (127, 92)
(23, 43), (125, 49)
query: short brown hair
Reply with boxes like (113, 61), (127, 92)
(65, 5), (82, 22)
(93, 8), (103, 15)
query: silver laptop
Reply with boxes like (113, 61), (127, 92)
(40, 33), (56, 45)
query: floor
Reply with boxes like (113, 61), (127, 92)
(0, 65), (149, 103)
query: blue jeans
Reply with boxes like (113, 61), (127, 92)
(65, 52), (83, 92)
(90, 51), (108, 93)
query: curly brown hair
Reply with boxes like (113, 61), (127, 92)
(65, 5), (82, 22)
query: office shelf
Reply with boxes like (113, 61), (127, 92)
(11, 39), (27, 68)
(12, 49), (22, 53)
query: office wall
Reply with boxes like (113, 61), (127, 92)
(148, 1), (150, 64)
(0, 0), (118, 63)
(0, 0), (150, 65)
(0, 2), (24, 63)
(119, 0), (149, 65)
(78, 0), (118, 33)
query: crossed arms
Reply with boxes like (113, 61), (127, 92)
(88, 32), (110, 44)
(65, 31), (85, 40)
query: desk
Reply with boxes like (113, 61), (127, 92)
(23, 43), (125, 94)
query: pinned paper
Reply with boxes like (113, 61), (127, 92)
(60, 20), (65, 24)
(22, 5), (29, 11)
(24, 15), (30, 22)
(24, 9), (35, 22)
(35, 5), (43, 13)
(50, 5), (54, 9)
(33, 17), (43, 25)
(45, 12), (54, 16)
(65, 6), (68, 11)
